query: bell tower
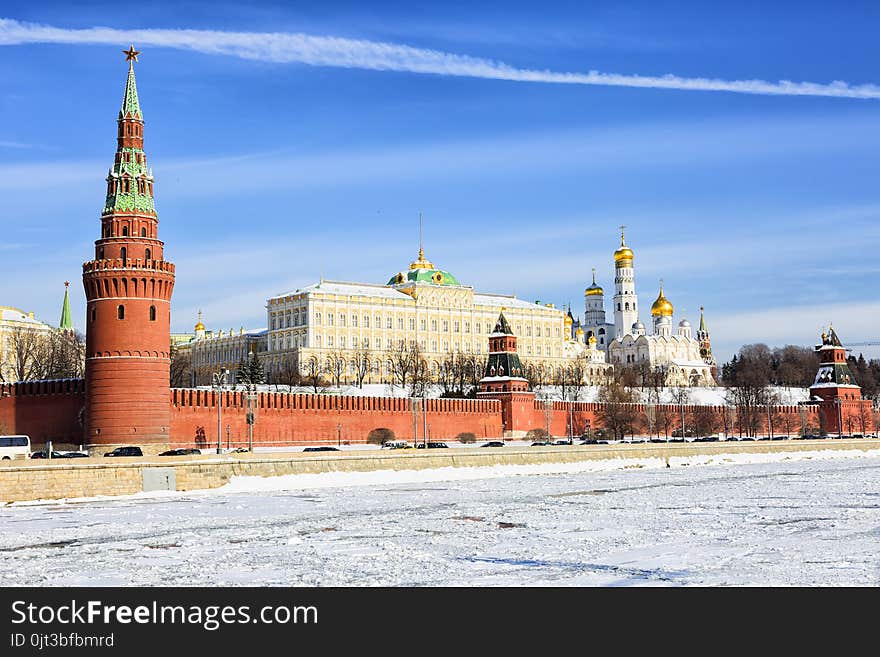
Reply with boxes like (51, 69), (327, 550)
(82, 46), (175, 449)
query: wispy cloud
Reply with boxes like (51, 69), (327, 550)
(1, 18), (879, 100)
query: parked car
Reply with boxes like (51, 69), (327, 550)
(481, 441), (505, 447)
(531, 441), (550, 447)
(381, 440), (411, 449)
(552, 439), (573, 446)
(30, 450), (65, 459)
(60, 451), (89, 458)
(158, 448), (201, 456)
(693, 436), (719, 442)
(416, 442), (449, 449)
(104, 446), (143, 457)
(303, 446), (340, 452)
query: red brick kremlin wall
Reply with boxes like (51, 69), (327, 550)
(169, 390), (503, 448)
(0, 380), (86, 447)
(0, 381), (873, 448)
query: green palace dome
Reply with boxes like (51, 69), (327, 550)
(387, 248), (461, 286)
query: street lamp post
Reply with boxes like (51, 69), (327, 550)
(834, 396), (842, 439)
(212, 368), (229, 454)
(766, 402), (773, 440)
(422, 392), (428, 447)
(337, 423), (342, 447)
(679, 402), (686, 442)
(246, 389), (257, 452)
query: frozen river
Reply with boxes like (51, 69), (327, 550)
(1, 452), (878, 586)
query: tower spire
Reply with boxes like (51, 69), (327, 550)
(59, 281), (73, 331)
(120, 45), (142, 120)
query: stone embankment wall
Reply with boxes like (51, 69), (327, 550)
(2, 439), (877, 504)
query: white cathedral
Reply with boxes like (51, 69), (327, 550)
(575, 229), (717, 387)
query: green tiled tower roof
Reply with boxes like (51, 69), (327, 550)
(119, 59), (142, 119)
(59, 281), (73, 330)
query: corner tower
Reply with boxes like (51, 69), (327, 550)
(82, 47), (175, 449)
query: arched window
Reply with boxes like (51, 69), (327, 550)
(149, 305), (156, 321)
(141, 227), (147, 237)
(98, 247), (104, 259)
(122, 226), (128, 236)
(117, 305), (125, 320)
(120, 247), (127, 262)
(625, 302), (630, 311)
(90, 308), (96, 322)
(145, 248), (151, 261)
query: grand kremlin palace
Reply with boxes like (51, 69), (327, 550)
(184, 246), (611, 386)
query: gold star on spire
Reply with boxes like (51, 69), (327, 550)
(123, 45), (140, 63)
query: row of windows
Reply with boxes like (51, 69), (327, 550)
(271, 311), (558, 337)
(89, 305), (157, 322)
(102, 226), (151, 239)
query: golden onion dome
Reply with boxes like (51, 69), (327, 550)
(614, 227), (633, 267)
(585, 268), (604, 296)
(651, 284), (674, 317)
(564, 314), (573, 326)
(194, 310), (205, 332)
(575, 326), (584, 336)
(588, 334), (597, 346)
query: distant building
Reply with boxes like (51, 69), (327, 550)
(261, 244), (607, 385)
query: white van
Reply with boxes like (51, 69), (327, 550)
(0, 435), (30, 460)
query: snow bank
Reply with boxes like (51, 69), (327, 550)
(220, 448), (879, 494)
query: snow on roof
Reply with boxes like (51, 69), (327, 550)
(0, 307), (48, 326)
(269, 280), (411, 302)
(473, 293), (560, 312)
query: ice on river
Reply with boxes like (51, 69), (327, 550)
(1, 450), (878, 586)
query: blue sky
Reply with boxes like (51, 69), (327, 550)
(1, 1), (879, 361)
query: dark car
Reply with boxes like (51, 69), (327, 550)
(481, 441), (505, 447)
(552, 440), (573, 446)
(531, 441), (550, 447)
(60, 451), (89, 458)
(694, 436), (719, 442)
(303, 446), (340, 452)
(158, 448), (201, 456)
(30, 450), (65, 459)
(416, 442), (449, 449)
(104, 446), (143, 457)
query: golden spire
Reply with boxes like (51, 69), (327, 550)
(410, 210), (434, 269)
(613, 224), (634, 266)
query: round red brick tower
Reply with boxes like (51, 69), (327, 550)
(82, 47), (175, 448)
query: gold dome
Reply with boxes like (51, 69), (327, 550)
(651, 283), (674, 317)
(585, 268), (604, 296)
(575, 326), (584, 335)
(588, 334), (597, 346)
(614, 227), (633, 267)
(564, 314), (573, 326)
(194, 310), (205, 332)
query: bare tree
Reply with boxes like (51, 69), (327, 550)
(595, 382), (640, 440)
(170, 344), (192, 388)
(389, 343), (414, 390)
(303, 357), (327, 393)
(353, 347), (372, 388)
(408, 344), (431, 398)
(272, 352), (301, 390)
(326, 351), (346, 389)
(689, 405), (721, 437)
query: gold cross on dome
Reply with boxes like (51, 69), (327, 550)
(123, 45), (140, 62)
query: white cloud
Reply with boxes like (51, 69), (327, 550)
(1, 18), (879, 100)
